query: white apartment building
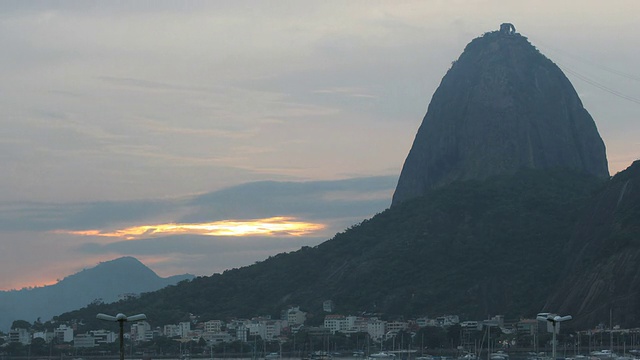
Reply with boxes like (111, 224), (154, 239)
(131, 321), (153, 342)
(236, 324), (249, 342)
(367, 318), (386, 342)
(33, 331), (55, 343)
(416, 317), (429, 328)
(203, 331), (234, 344)
(265, 320), (284, 340)
(74, 334), (96, 348)
(204, 320), (223, 333)
(247, 322), (266, 339)
(90, 329), (116, 344)
(55, 325), (74, 343)
(287, 307), (306, 326)
(324, 315), (383, 336)
(386, 320), (408, 334)
(178, 321), (191, 337)
(9, 328), (31, 345)
(345, 316), (368, 334)
(435, 315), (460, 327)
(164, 324), (180, 337)
(323, 300), (335, 312)
(324, 315), (346, 334)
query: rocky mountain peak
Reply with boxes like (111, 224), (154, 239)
(392, 25), (609, 206)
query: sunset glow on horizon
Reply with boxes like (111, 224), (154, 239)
(58, 217), (326, 240)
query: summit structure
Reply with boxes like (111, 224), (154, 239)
(392, 24), (609, 206)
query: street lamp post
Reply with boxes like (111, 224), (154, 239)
(537, 313), (572, 360)
(97, 313), (147, 360)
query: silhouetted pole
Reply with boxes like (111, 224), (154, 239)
(97, 313), (147, 360)
(119, 319), (124, 360)
(538, 313), (572, 359)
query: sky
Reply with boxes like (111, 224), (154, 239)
(0, 1), (639, 291)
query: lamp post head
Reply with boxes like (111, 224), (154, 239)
(536, 313), (572, 323)
(97, 313), (118, 322)
(97, 312), (147, 322)
(537, 313), (552, 322)
(554, 315), (572, 322)
(127, 314), (147, 322)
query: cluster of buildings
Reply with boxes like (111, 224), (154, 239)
(3, 306), (309, 349)
(3, 299), (556, 351)
(7, 324), (110, 347)
(323, 314), (495, 342)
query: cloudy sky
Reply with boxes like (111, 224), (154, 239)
(1, 1), (638, 291)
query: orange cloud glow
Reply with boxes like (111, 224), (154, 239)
(57, 216), (325, 240)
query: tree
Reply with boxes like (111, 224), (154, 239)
(5, 342), (26, 356)
(30, 337), (49, 356)
(416, 327), (448, 349)
(11, 319), (31, 330)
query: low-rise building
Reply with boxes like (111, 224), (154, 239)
(324, 314), (346, 334)
(131, 321), (153, 342)
(33, 331), (55, 343)
(91, 329), (116, 344)
(203, 331), (234, 344)
(323, 300), (335, 313)
(367, 318), (386, 342)
(74, 333), (97, 348)
(55, 325), (74, 343)
(287, 307), (307, 326)
(204, 320), (223, 333)
(179, 322), (191, 338)
(164, 324), (180, 337)
(9, 328), (31, 345)
(435, 315), (460, 327)
(517, 319), (537, 335)
(387, 320), (408, 334)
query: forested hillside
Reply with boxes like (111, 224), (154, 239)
(56, 169), (603, 331)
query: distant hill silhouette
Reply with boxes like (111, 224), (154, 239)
(0, 256), (193, 331)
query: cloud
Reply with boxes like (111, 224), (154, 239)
(0, 176), (395, 233)
(184, 176), (396, 222)
(0, 199), (180, 232)
(61, 216), (325, 240)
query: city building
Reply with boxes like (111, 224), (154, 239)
(55, 325), (74, 343)
(91, 329), (116, 344)
(9, 328), (31, 345)
(324, 314), (346, 334)
(323, 300), (335, 313)
(33, 331), (55, 343)
(204, 320), (223, 333)
(203, 331), (234, 344)
(287, 307), (307, 326)
(164, 324), (180, 337)
(131, 321), (153, 342)
(386, 320), (409, 334)
(367, 318), (387, 342)
(74, 333), (97, 348)
(178, 321), (191, 338)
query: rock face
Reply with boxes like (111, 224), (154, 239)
(392, 26), (609, 206)
(545, 160), (640, 328)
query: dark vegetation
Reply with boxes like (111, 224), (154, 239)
(55, 168), (605, 331)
